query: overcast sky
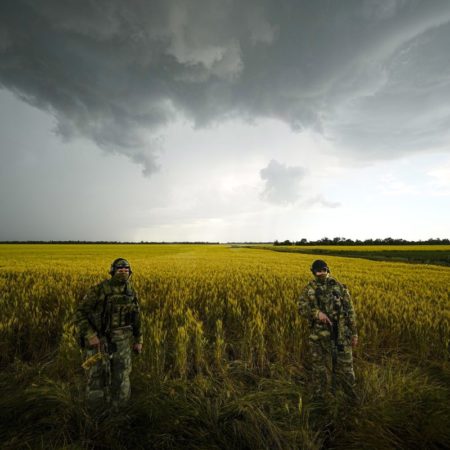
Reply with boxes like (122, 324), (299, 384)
(1, 0), (449, 242)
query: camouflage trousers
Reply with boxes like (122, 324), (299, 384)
(308, 336), (355, 400)
(83, 329), (133, 410)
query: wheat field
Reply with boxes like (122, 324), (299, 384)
(1, 244), (449, 449)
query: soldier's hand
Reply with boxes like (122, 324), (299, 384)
(133, 343), (143, 354)
(317, 311), (333, 326)
(351, 336), (358, 348)
(88, 335), (101, 349)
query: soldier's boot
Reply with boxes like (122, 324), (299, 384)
(86, 389), (109, 419)
(309, 363), (330, 421)
(341, 377), (358, 405)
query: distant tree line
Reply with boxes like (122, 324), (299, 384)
(1, 238), (448, 245)
(0, 241), (220, 245)
(274, 237), (450, 246)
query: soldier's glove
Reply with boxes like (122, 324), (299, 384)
(317, 311), (333, 326)
(88, 335), (101, 349)
(133, 343), (143, 355)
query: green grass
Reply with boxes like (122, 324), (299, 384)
(1, 358), (448, 449)
(244, 244), (450, 266)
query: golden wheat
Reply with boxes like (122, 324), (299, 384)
(0, 244), (449, 379)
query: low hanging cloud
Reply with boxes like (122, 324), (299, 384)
(1, 0), (450, 174)
(260, 159), (306, 204)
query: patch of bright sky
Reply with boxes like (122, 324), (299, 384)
(133, 117), (450, 242)
(1, 89), (449, 242)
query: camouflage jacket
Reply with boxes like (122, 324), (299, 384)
(299, 275), (357, 346)
(75, 278), (143, 346)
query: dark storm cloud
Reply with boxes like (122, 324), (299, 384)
(1, 0), (450, 173)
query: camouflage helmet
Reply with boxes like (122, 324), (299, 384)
(109, 258), (132, 275)
(311, 259), (329, 274)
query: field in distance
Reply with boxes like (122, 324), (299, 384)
(240, 244), (450, 266)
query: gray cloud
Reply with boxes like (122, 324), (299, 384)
(1, 0), (450, 174)
(303, 195), (341, 209)
(260, 159), (306, 204)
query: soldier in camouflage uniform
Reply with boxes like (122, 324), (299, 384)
(299, 260), (358, 400)
(75, 258), (143, 411)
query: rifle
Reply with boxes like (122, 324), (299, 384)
(81, 340), (113, 370)
(81, 351), (104, 370)
(331, 291), (343, 351)
(81, 340), (112, 401)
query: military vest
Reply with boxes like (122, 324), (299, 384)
(100, 280), (138, 334)
(309, 277), (351, 346)
(312, 278), (343, 318)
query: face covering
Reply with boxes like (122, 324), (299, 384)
(113, 271), (129, 283)
(315, 273), (328, 282)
